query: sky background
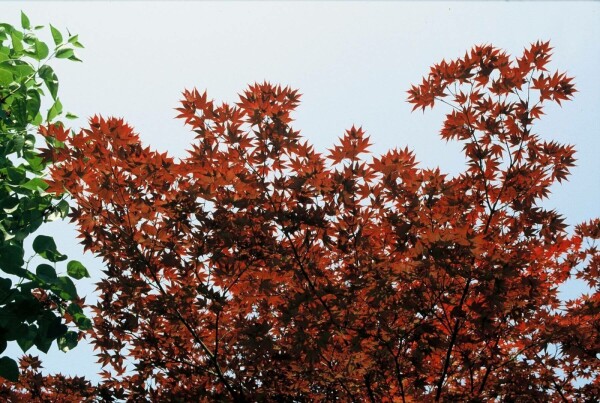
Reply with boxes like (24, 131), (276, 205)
(3, 1), (600, 383)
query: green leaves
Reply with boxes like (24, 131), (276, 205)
(46, 199), (69, 221)
(0, 244), (24, 275)
(32, 235), (67, 262)
(1, 17), (81, 129)
(0, 12), (88, 383)
(68, 34), (84, 49)
(0, 278), (12, 302)
(2, 197), (19, 214)
(5, 166), (26, 184)
(34, 262), (83, 301)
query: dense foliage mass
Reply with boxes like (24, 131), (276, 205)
(2, 41), (599, 401)
(0, 13), (89, 383)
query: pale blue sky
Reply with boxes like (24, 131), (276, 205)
(4, 1), (599, 383)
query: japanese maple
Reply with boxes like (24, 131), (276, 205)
(12, 42), (599, 401)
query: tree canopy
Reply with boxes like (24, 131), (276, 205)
(1, 39), (598, 401)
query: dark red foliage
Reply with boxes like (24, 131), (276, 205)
(3, 42), (598, 401)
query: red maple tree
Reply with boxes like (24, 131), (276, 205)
(3, 42), (599, 401)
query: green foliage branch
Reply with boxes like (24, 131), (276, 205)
(0, 12), (89, 382)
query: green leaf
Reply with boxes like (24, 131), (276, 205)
(34, 336), (52, 354)
(20, 11), (31, 30)
(0, 244), (24, 275)
(46, 317), (67, 339)
(67, 260), (89, 280)
(55, 48), (73, 59)
(0, 24), (11, 40)
(7, 81), (20, 92)
(26, 88), (41, 120)
(0, 67), (12, 85)
(0, 279), (13, 303)
(0, 306), (18, 328)
(25, 133), (37, 148)
(11, 32), (23, 53)
(0, 223), (14, 242)
(57, 330), (78, 352)
(0, 356), (19, 382)
(11, 62), (34, 79)
(68, 303), (92, 330)
(20, 177), (49, 192)
(5, 166), (26, 184)
(54, 276), (77, 300)
(49, 25), (62, 46)
(0, 278), (12, 292)
(23, 33), (36, 45)
(31, 112), (43, 126)
(38, 65), (59, 100)
(25, 154), (45, 172)
(1, 196), (20, 214)
(32, 236), (61, 259)
(76, 316), (92, 331)
(17, 325), (37, 352)
(67, 303), (83, 316)
(67, 302), (91, 331)
(56, 199), (70, 218)
(12, 134), (25, 154)
(23, 217), (44, 239)
(13, 293), (41, 318)
(67, 54), (82, 63)
(17, 281), (38, 294)
(34, 40), (49, 60)
(44, 203), (64, 223)
(32, 235), (67, 262)
(67, 303), (92, 331)
(33, 311), (56, 353)
(4, 323), (27, 341)
(36, 263), (57, 283)
(46, 97), (62, 122)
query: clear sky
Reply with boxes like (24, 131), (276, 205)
(4, 1), (600, 383)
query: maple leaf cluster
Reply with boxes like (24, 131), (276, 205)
(2, 42), (598, 401)
(0, 355), (96, 402)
